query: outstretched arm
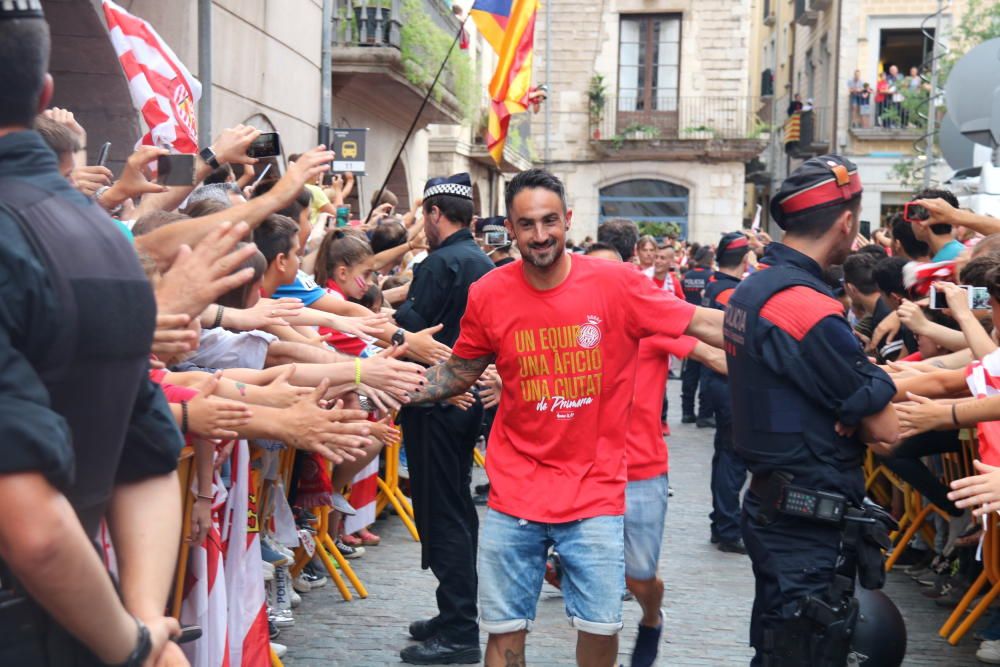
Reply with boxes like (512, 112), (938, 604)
(685, 307), (725, 349)
(409, 354), (495, 404)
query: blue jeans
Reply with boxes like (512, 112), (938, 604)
(478, 509), (625, 636)
(624, 474), (669, 580)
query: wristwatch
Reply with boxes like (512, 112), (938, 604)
(110, 616), (152, 667)
(391, 327), (406, 347)
(199, 146), (220, 169)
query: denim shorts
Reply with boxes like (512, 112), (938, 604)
(478, 509), (625, 636)
(624, 473), (669, 580)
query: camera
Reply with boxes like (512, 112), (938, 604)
(930, 285), (991, 310)
(485, 230), (509, 247)
(247, 132), (282, 159)
(903, 202), (929, 224)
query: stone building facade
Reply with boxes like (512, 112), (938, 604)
(532, 0), (765, 244)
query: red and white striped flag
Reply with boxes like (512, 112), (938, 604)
(966, 351), (1000, 466)
(222, 441), (270, 667)
(102, 0), (201, 153)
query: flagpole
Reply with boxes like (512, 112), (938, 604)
(365, 15), (470, 223)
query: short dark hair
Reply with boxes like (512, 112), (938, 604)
(253, 214), (299, 265)
(583, 241), (621, 259)
(912, 188), (960, 236)
(33, 114), (78, 158)
(598, 218), (639, 262)
(370, 219), (408, 254)
(505, 168), (567, 215)
(985, 264), (1000, 303)
(182, 198), (229, 219)
(276, 187), (312, 224)
(961, 253), (1000, 288)
(371, 188), (398, 211)
(203, 163), (234, 185)
(215, 244), (267, 310)
(891, 213), (930, 259)
(842, 251), (880, 295)
(0, 19), (50, 127)
(424, 193), (474, 227)
(693, 246), (715, 268)
(872, 256), (908, 297)
(856, 244), (887, 259)
(782, 196), (861, 239)
(132, 210), (189, 237)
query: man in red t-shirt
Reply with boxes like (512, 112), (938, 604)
(586, 241), (726, 667)
(407, 169), (724, 667)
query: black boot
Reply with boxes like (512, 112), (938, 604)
(408, 617), (441, 641)
(400, 636), (481, 665)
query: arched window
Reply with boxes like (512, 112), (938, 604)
(599, 179), (689, 238)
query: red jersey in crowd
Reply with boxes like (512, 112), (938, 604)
(319, 279), (368, 356)
(452, 254), (696, 523)
(626, 334), (697, 481)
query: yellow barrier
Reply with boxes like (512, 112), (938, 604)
(375, 439), (419, 542)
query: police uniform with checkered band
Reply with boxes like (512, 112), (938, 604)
(724, 156), (900, 666)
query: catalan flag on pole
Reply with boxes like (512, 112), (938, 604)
(470, 0), (539, 164)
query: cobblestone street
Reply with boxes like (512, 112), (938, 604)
(283, 381), (982, 666)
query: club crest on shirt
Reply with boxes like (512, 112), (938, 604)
(577, 315), (602, 349)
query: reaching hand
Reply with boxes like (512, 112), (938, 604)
(329, 312), (391, 339)
(281, 383), (371, 463)
(404, 324), (452, 365)
(866, 311), (900, 354)
(228, 297), (304, 330)
(477, 365), (502, 410)
(188, 495), (211, 545)
(368, 416), (401, 447)
(268, 145), (335, 208)
(73, 165), (113, 197)
(896, 299), (930, 335)
(43, 106), (87, 146)
(362, 346), (427, 400)
(210, 124), (261, 166)
(186, 395), (253, 439)
(912, 197), (962, 228)
(896, 392), (952, 439)
(949, 460), (1000, 516)
(152, 313), (198, 359)
(109, 145), (170, 201)
(155, 221), (260, 317)
(447, 391), (476, 411)
(141, 615), (182, 667)
(933, 281), (972, 319)
(261, 365), (312, 408)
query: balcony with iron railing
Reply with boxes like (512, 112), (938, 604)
(329, 0), (466, 125)
(589, 95), (769, 162)
(794, 0), (819, 26)
(772, 95), (833, 158)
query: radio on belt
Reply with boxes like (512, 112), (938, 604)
(779, 485), (847, 523)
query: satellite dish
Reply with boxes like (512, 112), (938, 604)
(945, 38), (1000, 147)
(940, 113), (977, 170)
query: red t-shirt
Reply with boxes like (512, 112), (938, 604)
(452, 254), (697, 522)
(149, 368), (198, 403)
(319, 279), (368, 356)
(652, 276), (665, 289)
(626, 334), (697, 481)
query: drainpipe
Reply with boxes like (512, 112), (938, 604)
(198, 0), (212, 146)
(830, 0), (844, 154)
(320, 0), (333, 146)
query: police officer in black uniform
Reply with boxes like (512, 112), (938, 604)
(395, 174), (495, 665)
(681, 247), (715, 426)
(725, 156), (904, 666)
(0, 4), (184, 665)
(702, 232), (751, 555)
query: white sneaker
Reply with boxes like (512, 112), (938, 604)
(269, 608), (295, 628)
(290, 589), (301, 608)
(270, 642), (287, 659)
(261, 561), (275, 582)
(978, 640), (1000, 664)
(293, 574), (313, 594)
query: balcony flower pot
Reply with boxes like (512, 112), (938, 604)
(592, 128), (601, 140)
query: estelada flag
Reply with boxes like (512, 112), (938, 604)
(102, 0), (201, 154)
(471, 0), (538, 164)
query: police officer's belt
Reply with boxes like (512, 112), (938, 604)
(749, 471), (848, 525)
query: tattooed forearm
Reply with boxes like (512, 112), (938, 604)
(408, 354), (495, 404)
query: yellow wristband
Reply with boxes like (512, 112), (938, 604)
(355, 357), (362, 386)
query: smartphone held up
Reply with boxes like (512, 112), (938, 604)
(929, 284), (991, 311)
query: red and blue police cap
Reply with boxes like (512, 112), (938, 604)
(716, 231), (750, 262)
(770, 155), (863, 230)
